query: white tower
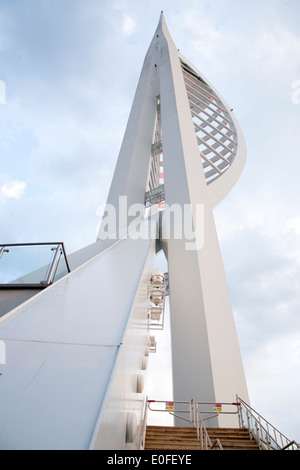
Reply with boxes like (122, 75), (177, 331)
(0, 13), (249, 449)
(99, 12), (249, 426)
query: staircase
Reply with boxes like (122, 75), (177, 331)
(144, 426), (260, 450)
(206, 427), (259, 450)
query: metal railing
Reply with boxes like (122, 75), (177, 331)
(236, 396), (300, 451)
(192, 400), (223, 450)
(140, 397), (300, 451)
(0, 242), (70, 288)
(137, 397), (150, 450)
(145, 185), (165, 207)
(143, 399), (241, 450)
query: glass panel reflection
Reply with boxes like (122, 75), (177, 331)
(0, 243), (70, 287)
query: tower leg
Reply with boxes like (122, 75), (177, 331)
(157, 16), (249, 426)
(162, 203), (249, 427)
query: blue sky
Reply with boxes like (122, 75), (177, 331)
(1, 0), (300, 442)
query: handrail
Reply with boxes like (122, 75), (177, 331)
(236, 396), (300, 450)
(0, 246), (9, 260)
(147, 399), (240, 450)
(137, 397), (149, 450)
(144, 397), (299, 451)
(0, 242), (70, 288)
(148, 399), (194, 424)
(212, 438), (223, 450)
(193, 400), (223, 450)
(281, 441), (300, 451)
(145, 185), (165, 207)
(0, 242), (71, 274)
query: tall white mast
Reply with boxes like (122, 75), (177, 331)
(98, 11), (249, 425)
(157, 13), (249, 427)
(0, 13), (249, 449)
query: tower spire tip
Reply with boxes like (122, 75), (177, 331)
(157, 10), (166, 31)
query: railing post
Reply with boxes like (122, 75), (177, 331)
(195, 403), (200, 439)
(279, 432), (285, 449)
(266, 422), (271, 450)
(200, 421), (203, 450)
(0, 246), (9, 260)
(236, 398), (243, 428)
(255, 420), (262, 450)
(190, 398), (196, 427)
(138, 397), (149, 450)
(43, 244), (63, 285)
(246, 408), (250, 432)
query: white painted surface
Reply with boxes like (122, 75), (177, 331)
(157, 14), (249, 426)
(0, 12), (250, 449)
(0, 217), (156, 449)
(91, 234), (157, 450)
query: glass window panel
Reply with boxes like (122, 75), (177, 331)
(0, 244), (70, 286)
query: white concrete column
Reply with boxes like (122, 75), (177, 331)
(158, 14), (249, 427)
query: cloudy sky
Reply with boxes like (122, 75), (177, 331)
(1, 0), (300, 443)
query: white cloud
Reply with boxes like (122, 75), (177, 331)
(181, 12), (221, 59)
(252, 26), (300, 71)
(0, 80), (5, 104)
(0, 180), (26, 199)
(122, 14), (136, 36)
(0, 0), (299, 442)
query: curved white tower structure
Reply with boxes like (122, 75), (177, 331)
(155, 16), (249, 428)
(0, 13), (249, 449)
